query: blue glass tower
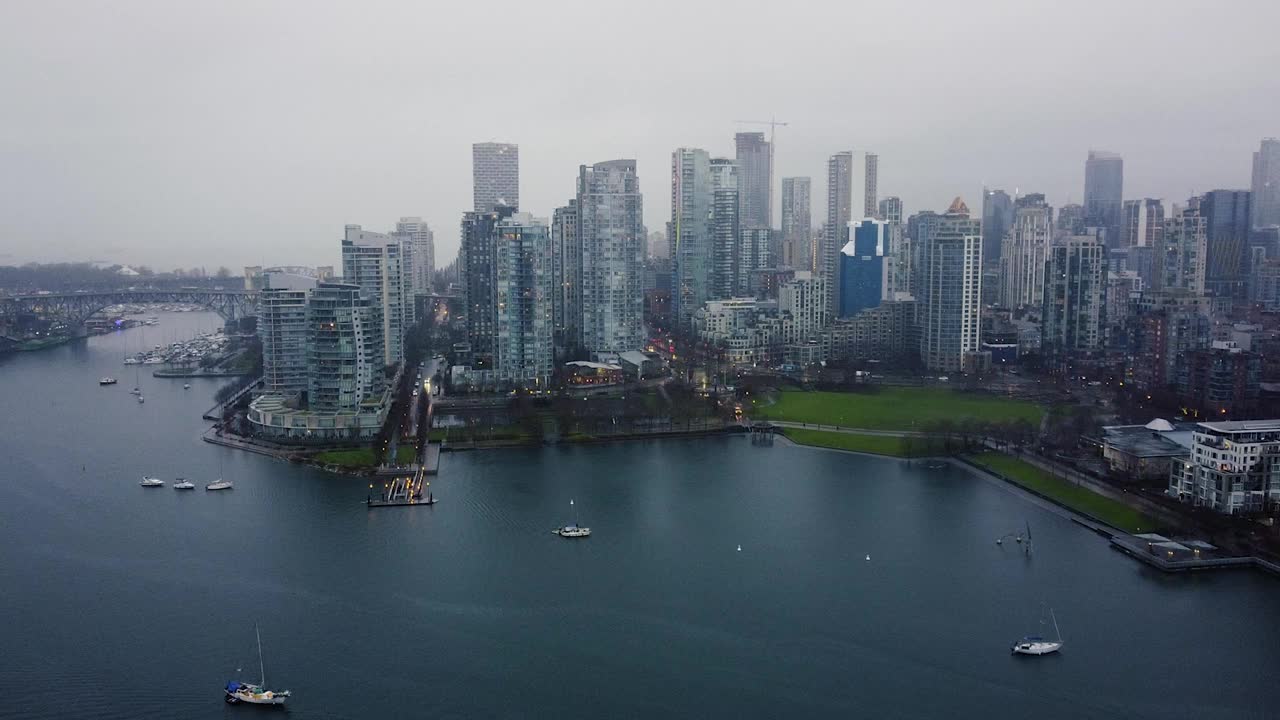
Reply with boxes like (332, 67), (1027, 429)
(838, 219), (889, 317)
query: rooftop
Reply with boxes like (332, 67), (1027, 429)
(1197, 419), (1280, 434)
(1103, 422), (1196, 457)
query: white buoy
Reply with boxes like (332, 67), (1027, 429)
(865, 554), (871, 561)
(737, 545), (742, 552)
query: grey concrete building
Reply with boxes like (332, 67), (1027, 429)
(919, 198), (983, 372)
(781, 177), (812, 271)
(735, 132), (772, 228)
(826, 151), (854, 316)
(472, 141), (519, 213)
(1084, 150), (1123, 246)
(578, 159), (644, 354)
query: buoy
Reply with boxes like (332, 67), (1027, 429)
(737, 545), (742, 552)
(996, 538), (1003, 545)
(865, 554), (871, 561)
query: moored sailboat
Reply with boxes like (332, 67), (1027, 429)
(224, 625), (290, 705)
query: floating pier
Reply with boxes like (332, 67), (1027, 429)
(367, 464), (437, 508)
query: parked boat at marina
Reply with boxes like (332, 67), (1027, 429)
(173, 478), (195, 490)
(140, 476), (164, 487)
(1012, 607), (1063, 656)
(99, 377), (117, 385)
(206, 479), (233, 491)
(224, 625), (290, 706)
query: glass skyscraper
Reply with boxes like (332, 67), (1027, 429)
(838, 219), (889, 318)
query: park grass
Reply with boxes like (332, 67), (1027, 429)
(782, 428), (949, 458)
(395, 446), (416, 464)
(755, 387), (1043, 431)
(964, 451), (1156, 532)
(314, 448), (378, 468)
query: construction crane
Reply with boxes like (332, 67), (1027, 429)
(733, 117), (790, 146)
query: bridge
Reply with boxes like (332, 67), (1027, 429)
(0, 289), (261, 327)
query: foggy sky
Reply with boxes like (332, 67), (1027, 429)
(2, 0), (1278, 272)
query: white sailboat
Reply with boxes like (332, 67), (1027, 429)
(206, 455), (232, 490)
(224, 625), (290, 705)
(1012, 607), (1063, 656)
(554, 498), (591, 537)
(140, 476), (164, 487)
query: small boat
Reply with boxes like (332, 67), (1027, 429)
(224, 625), (290, 705)
(99, 377), (118, 385)
(1012, 607), (1063, 656)
(553, 498), (590, 537)
(206, 479), (233, 491)
(173, 478), (195, 490)
(137, 395), (145, 403)
(123, 358), (139, 365)
(183, 383), (191, 389)
(140, 476), (164, 487)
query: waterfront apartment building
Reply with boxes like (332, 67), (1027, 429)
(551, 200), (581, 352)
(461, 205), (515, 369)
(1041, 232), (1107, 370)
(259, 272), (318, 398)
(494, 213), (554, 388)
(735, 132), (772, 228)
(919, 198), (983, 372)
(306, 283), (386, 413)
(1084, 150), (1123, 245)
(577, 160), (644, 354)
(781, 177), (812, 270)
(392, 217), (435, 295)
(670, 147), (713, 331)
(779, 271), (829, 343)
(826, 151), (854, 316)
(999, 193), (1052, 309)
(1252, 138), (1280, 230)
(341, 225), (409, 366)
(472, 142), (519, 212)
(838, 219), (891, 318)
(1168, 420), (1280, 515)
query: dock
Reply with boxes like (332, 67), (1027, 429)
(1110, 533), (1280, 576)
(367, 464), (437, 508)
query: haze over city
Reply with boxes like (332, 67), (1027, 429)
(3, 0), (1278, 270)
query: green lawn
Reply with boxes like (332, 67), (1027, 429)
(395, 446), (417, 464)
(314, 448), (378, 468)
(965, 452), (1156, 532)
(782, 428), (948, 457)
(755, 388), (1043, 431)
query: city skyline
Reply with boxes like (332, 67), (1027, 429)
(3, 2), (1278, 270)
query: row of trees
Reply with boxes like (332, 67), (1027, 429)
(899, 417), (1040, 457)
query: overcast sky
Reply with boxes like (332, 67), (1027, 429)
(2, 0), (1278, 272)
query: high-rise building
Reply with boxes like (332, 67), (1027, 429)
(778, 271), (828, 342)
(472, 142), (519, 213)
(551, 200), (581, 351)
(981, 189), (1013, 264)
(1127, 290), (1211, 392)
(1175, 347), (1262, 419)
(738, 227), (773, 295)
(781, 177), (812, 271)
(1252, 138), (1280, 230)
(1199, 190), (1253, 299)
(1121, 198), (1164, 251)
(919, 198), (983, 372)
(1041, 231), (1108, 369)
(710, 157), (740, 300)
(648, 230), (669, 260)
(878, 196), (903, 225)
(259, 272), (318, 398)
(341, 224), (408, 366)
(734, 132), (772, 228)
(1157, 209), (1207, 293)
(1084, 150), (1123, 246)
(461, 206), (515, 369)
(670, 148), (713, 331)
(826, 151), (854, 316)
(999, 193), (1053, 309)
(494, 213), (554, 388)
(306, 282), (385, 413)
(1057, 203), (1086, 236)
(838, 219), (890, 317)
(577, 160), (644, 354)
(863, 153), (879, 219)
(392, 217), (435, 295)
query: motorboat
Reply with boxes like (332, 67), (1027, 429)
(1012, 608), (1063, 656)
(206, 479), (233, 491)
(123, 358), (139, 365)
(554, 525), (591, 538)
(140, 476), (164, 487)
(137, 395), (145, 403)
(99, 377), (118, 385)
(173, 479), (195, 490)
(183, 383), (191, 389)
(224, 625), (290, 705)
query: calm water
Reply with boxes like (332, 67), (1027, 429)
(1, 312), (1277, 719)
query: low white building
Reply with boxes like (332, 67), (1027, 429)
(1168, 419), (1280, 515)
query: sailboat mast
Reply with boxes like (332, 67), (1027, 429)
(1051, 609), (1061, 643)
(256, 624), (265, 687)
